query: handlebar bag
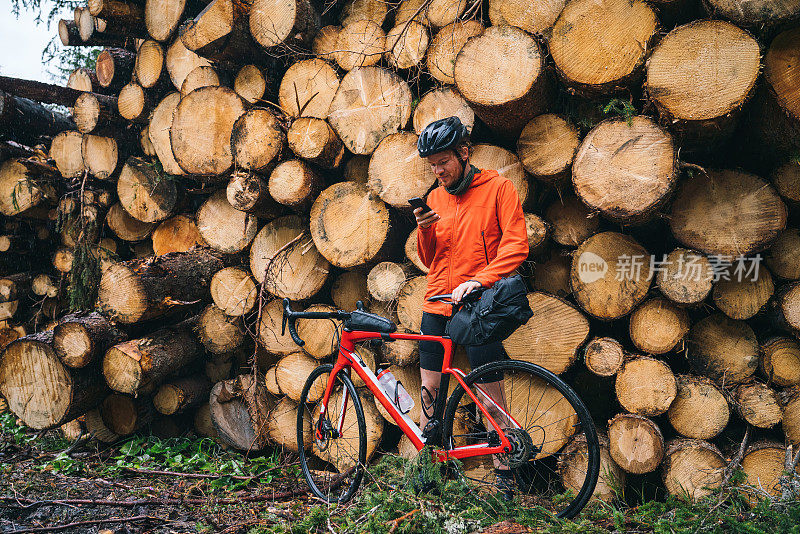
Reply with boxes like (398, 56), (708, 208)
(445, 274), (533, 346)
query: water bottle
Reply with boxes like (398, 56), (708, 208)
(377, 369), (415, 414)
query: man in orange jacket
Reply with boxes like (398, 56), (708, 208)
(414, 116), (529, 497)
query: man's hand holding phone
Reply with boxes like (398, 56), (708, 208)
(409, 197), (439, 228)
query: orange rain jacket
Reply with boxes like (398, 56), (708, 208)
(417, 168), (529, 317)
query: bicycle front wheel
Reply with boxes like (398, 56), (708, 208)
(442, 360), (600, 519)
(297, 364), (367, 503)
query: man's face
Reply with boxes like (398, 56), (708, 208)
(427, 148), (466, 188)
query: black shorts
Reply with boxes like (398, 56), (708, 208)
(419, 311), (505, 383)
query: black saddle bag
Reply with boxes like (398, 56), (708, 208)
(445, 275), (533, 346)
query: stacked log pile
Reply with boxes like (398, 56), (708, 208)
(0, 0), (798, 505)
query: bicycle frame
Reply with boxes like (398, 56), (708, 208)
(317, 328), (522, 462)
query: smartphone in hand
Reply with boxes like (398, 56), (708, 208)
(408, 197), (433, 213)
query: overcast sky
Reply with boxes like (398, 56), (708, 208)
(0, 0), (70, 82)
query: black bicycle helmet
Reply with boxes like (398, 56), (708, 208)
(417, 116), (468, 157)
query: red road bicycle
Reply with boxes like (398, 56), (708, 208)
(283, 294), (600, 519)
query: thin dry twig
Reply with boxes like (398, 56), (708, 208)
(7, 514), (156, 533)
(387, 508), (419, 534)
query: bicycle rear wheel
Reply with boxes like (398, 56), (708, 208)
(297, 364), (367, 503)
(442, 360), (600, 519)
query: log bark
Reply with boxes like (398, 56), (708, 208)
(333, 20), (385, 71)
(154, 374), (212, 414)
(572, 116), (677, 223)
(53, 311), (127, 368)
(703, 0), (800, 34)
(250, 214), (330, 299)
(58, 19), (133, 48)
(454, 25), (551, 137)
(287, 117), (344, 169)
(81, 134), (119, 180)
(97, 247), (225, 323)
(412, 87), (474, 137)
(231, 108), (285, 173)
(96, 48), (136, 92)
(249, 0), (319, 49)
(628, 297), (690, 355)
(152, 214), (205, 255)
(278, 58), (339, 119)
(171, 86), (246, 176)
(734, 380), (783, 429)
(310, 181), (394, 268)
(117, 156), (178, 223)
(196, 190), (257, 254)
(327, 67), (412, 155)
(615, 356), (677, 416)
(646, 20), (760, 151)
(662, 439), (725, 501)
(0, 331), (108, 430)
(760, 336), (800, 387)
(0, 89), (74, 145)
(667, 374), (729, 440)
(502, 292), (589, 375)
(569, 232), (652, 320)
(426, 21), (483, 85)
(210, 267), (257, 316)
(103, 320), (203, 394)
(210, 374), (273, 451)
(543, 193), (599, 248)
(197, 303), (245, 354)
(607, 413), (664, 474)
(687, 312), (759, 385)
(783, 387), (800, 445)
(583, 337), (624, 377)
(148, 93), (185, 176)
(655, 248), (714, 306)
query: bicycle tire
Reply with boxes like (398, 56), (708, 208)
(441, 359), (600, 519)
(297, 364), (367, 503)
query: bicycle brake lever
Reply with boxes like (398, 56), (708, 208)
(281, 299), (289, 335)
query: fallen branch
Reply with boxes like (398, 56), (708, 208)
(387, 508), (419, 534)
(0, 487), (308, 509)
(7, 514), (155, 533)
(120, 464), (289, 481)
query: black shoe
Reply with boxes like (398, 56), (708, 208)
(494, 469), (515, 501)
(410, 470), (440, 495)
